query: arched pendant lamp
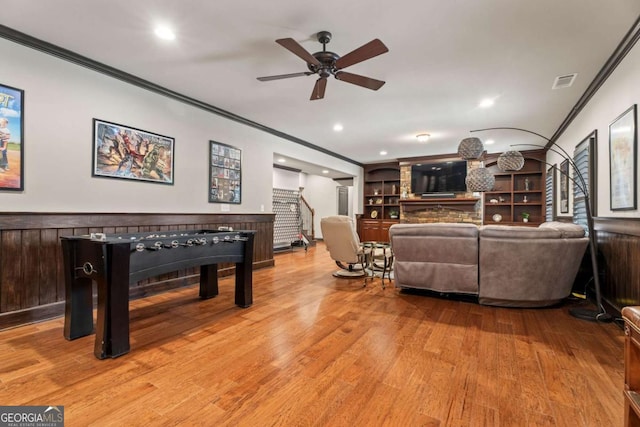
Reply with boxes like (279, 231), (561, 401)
(458, 136), (493, 191)
(497, 150), (525, 172)
(465, 167), (495, 192)
(457, 137), (485, 160)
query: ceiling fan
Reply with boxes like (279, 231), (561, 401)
(257, 31), (389, 100)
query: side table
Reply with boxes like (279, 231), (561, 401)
(361, 241), (394, 288)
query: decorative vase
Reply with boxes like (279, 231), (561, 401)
(523, 218), (529, 223)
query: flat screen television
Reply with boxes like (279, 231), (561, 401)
(411, 160), (467, 195)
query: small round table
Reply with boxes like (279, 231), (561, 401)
(361, 241), (394, 288)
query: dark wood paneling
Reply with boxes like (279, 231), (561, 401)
(1, 230), (22, 313)
(0, 213), (275, 329)
(595, 217), (640, 317)
(40, 229), (60, 305)
(22, 229), (40, 309)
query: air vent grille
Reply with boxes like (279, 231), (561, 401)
(552, 73), (578, 89)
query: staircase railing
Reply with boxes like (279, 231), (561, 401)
(299, 195), (315, 240)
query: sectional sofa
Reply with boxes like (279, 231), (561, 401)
(389, 221), (589, 307)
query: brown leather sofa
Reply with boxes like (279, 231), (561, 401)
(389, 222), (589, 307)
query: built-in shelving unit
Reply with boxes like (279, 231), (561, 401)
(483, 150), (546, 226)
(359, 162), (400, 242)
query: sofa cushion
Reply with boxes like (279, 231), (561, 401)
(538, 221), (586, 238)
(389, 223), (479, 238)
(480, 225), (562, 239)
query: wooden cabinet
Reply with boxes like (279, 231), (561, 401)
(623, 306), (640, 427)
(483, 150), (546, 226)
(359, 162), (400, 242)
(358, 219), (396, 243)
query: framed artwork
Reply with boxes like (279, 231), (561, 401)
(609, 105), (637, 210)
(0, 83), (24, 191)
(92, 119), (174, 185)
(209, 140), (241, 204)
(560, 159), (569, 214)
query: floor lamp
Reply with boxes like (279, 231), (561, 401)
(470, 127), (612, 323)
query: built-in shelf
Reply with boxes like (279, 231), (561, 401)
(359, 163), (401, 242)
(484, 150), (546, 226)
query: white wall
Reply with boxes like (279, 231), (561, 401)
(551, 40), (640, 219)
(272, 168), (300, 191)
(0, 38), (362, 214)
(272, 168), (350, 238)
(303, 174), (342, 239)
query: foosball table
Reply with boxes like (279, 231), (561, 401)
(61, 229), (255, 359)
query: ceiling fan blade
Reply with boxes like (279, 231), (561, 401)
(335, 39), (389, 70)
(276, 38), (321, 66)
(257, 72), (313, 82)
(335, 71), (385, 90)
(310, 78), (327, 100)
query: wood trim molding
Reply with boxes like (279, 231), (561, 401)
(594, 217), (640, 237)
(400, 198), (480, 213)
(0, 212), (275, 230)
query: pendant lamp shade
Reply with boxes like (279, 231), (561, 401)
(457, 137), (485, 160)
(465, 167), (495, 192)
(497, 150), (525, 172)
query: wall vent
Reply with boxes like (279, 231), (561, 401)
(552, 73), (578, 89)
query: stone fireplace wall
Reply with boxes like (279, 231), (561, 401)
(400, 202), (482, 224)
(399, 161), (483, 225)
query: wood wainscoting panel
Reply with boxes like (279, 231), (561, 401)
(595, 218), (640, 317)
(0, 213), (275, 330)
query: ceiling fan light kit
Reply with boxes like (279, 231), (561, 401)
(257, 31), (389, 100)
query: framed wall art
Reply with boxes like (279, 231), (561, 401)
(92, 119), (174, 185)
(209, 141), (241, 204)
(609, 105), (637, 210)
(0, 83), (24, 191)
(560, 159), (569, 214)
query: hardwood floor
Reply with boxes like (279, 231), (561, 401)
(0, 243), (625, 426)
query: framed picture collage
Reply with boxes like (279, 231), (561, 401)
(209, 140), (241, 204)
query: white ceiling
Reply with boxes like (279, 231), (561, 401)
(2, 1), (640, 178)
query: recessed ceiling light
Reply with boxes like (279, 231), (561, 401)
(485, 139), (495, 145)
(322, 170), (329, 174)
(416, 133), (430, 142)
(380, 151), (387, 156)
(278, 158), (286, 163)
(333, 123), (343, 132)
(154, 26), (176, 41)
(479, 98), (494, 108)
